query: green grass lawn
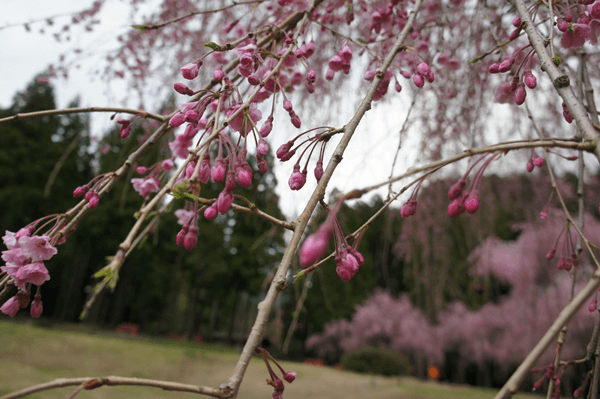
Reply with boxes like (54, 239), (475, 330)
(0, 320), (541, 399)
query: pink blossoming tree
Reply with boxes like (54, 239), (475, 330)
(2, 0), (600, 398)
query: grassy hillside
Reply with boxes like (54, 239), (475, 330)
(0, 321), (540, 399)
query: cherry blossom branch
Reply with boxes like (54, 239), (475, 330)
(222, 0), (423, 396)
(0, 107), (166, 125)
(0, 376), (224, 399)
(132, 1), (263, 31)
(77, 3), (322, 318)
(360, 138), (594, 194)
(513, 0), (600, 160)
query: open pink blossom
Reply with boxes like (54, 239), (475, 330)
(560, 23), (591, 48)
(169, 134), (193, 159)
(18, 235), (57, 262)
(174, 209), (194, 226)
(131, 177), (160, 198)
(1, 296), (20, 317)
(227, 103), (262, 136)
(16, 262), (51, 286)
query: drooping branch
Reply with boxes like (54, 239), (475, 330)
(0, 107), (166, 125)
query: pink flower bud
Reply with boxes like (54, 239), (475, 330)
(236, 165), (253, 189)
(217, 191), (234, 215)
(328, 54), (343, 71)
(257, 140), (269, 157)
(465, 191), (480, 214)
(448, 198), (466, 217)
(84, 191), (93, 201)
(534, 155), (544, 167)
(248, 75), (260, 85)
(184, 225), (199, 251)
(284, 372), (297, 383)
(589, 297), (597, 312)
(488, 63), (500, 74)
(395, 81), (402, 92)
(305, 82), (315, 93)
(498, 59), (512, 73)
(204, 205), (218, 220)
(426, 71), (435, 83)
(177, 225), (189, 246)
(259, 118), (273, 138)
(88, 194), (100, 209)
(300, 230), (330, 267)
(211, 160), (227, 183)
(546, 248), (556, 261)
(290, 112), (301, 128)
(314, 161), (324, 183)
(514, 85), (526, 105)
(416, 62), (431, 76)
(509, 27), (521, 41)
(557, 19), (568, 32)
(169, 112), (186, 127)
(283, 100), (293, 112)
(214, 69), (225, 82)
(288, 165), (307, 190)
(526, 159), (534, 172)
(563, 111), (573, 123)
(120, 126), (131, 139)
(340, 45), (352, 62)
(306, 69), (317, 84)
(257, 157), (268, 173)
(512, 16), (522, 27)
(181, 62), (200, 80)
(413, 74), (425, 88)
(174, 82), (193, 95)
(448, 179), (466, 200)
(277, 141), (294, 160)
(524, 72), (537, 89)
(73, 186), (88, 197)
(162, 159), (174, 171)
(325, 68), (335, 81)
(30, 294), (43, 318)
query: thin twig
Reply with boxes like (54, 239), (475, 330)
(0, 376), (224, 399)
(0, 107), (166, 125)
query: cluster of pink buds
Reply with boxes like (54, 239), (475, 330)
(526, 149), (544, 173)
(326, 44), (353, 80)
(545, 224), (579, 272)
(1, 227), (56, 318)
(131, 162), (172, 198)
(115, 113), (146, 139)
(531, 359), (572, 398)
(447, 153), (499, 217)
(489, 47), (537, 105)
(413, 62), (434, 88)
(326, 202), (365, 282)
(531, 363), (555, 392)
(401, 177), (426, 218)
(256, 348), (296, 399)
(277, 127), (330, 190)
(176, 205), (201, 251)
(364, 69), (394, 101)
(73, 172), (116, 208)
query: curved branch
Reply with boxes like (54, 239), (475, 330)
(0, 107), (166, 125)
(0, 376), (224, 399)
